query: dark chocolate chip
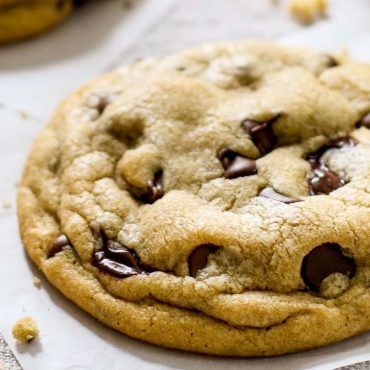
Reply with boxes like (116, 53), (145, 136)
(105, 240), (142, 271)
(92, 257), (142, 279)
(217, 148), (237, 169)
(323, 54), (339, 68)
(242, 116), (279, 156)
(309, 168), (344, 195)
(218, 148), (257, 179)
(92, 237), (144, 279)
(188, 245), (219, 277)
(306, 137), (355, 195)
(301, 243), (356, 291)
(356, 112), (370, 129)
(96, 96), (112, 115)
(141, 170), (164, 204)
(225, 156), (257, 179)
(47, 234), (70, 258)
(259, 187), (301, 204)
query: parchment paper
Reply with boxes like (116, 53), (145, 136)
(0, 1), (369, 369)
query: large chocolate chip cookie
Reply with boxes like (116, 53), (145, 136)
(17, 41), (370, 356)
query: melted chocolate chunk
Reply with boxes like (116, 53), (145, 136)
(259, 187), (301, 204)
(92, 237), (144, 279)
(242, 116), (279, 156)
(217, 148), (237, 168)
(356, 112), (370, 129)
(105, 240), (142, 271)
(47, 234), (70, 258)
(301, 243), (356, 291)
(188, 245), (219, 277)
(217, 148), (257, 179)
(309, 168), (344, 195)
(306, 138), (356, 195)
(141, 171), (164, 204)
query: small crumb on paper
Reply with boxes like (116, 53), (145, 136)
(2, 200), (11, 209)
(19, 110), (30, 120)
(288, 0), (327, 24)
(33, 277), (42, 288)
(12, 317), (39, 343)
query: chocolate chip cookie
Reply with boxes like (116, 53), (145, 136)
(0, 0), (84, 44)
(17, 41), (370, 356)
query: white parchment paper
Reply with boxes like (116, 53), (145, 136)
(0, 1), (369, 369)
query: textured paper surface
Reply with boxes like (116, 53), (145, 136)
(0, 1), (369, 369)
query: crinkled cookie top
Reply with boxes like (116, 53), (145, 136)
(18, 41), (370, 356)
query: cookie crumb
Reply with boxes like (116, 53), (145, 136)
(288, 0), (327, 24)
(12, 317), (39, 343)
(2, 200), (11, 209)
(33, 277), (42, 288)
(19, 110), (30, 120)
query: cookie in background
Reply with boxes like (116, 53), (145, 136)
(0, 0), (85, 44)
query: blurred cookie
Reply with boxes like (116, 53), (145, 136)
(0, 0), (81, 44)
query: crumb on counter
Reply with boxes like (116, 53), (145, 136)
(12, 317), (39, 343)
(19, 110), (30, 120)
(33, 277), (42, 288)
(288, 0), (327, 24)
(2, 200), (11, 209)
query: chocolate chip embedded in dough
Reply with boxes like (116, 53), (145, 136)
(188, 245), (219, 277)
(92, 238), (144, 279)
(323, 54), (339, 68)
(47, 234), (70, 258)
(259, 187), (301, 204)
(356, 112), (370, 129)
(96, 96), (112, 115)
(105, 240), (142, 271)
(306, 137), (356, 195)
(309, 168), (344, 195)
(242, 116), (279, 156)
(141, 171), (164, 204)
(306, 137), (356, 165)
(217, 148), (237, 169)
(217, 148), (257, 179)
(301, 243), (356, 291)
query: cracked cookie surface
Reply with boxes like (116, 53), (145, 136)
(18, 41), (370, 356)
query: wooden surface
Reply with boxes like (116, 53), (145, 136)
(0, 0), (369, 369)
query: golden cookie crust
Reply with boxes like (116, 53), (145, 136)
(17, 41), (370, 356)
(0, 0), (73, 44)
